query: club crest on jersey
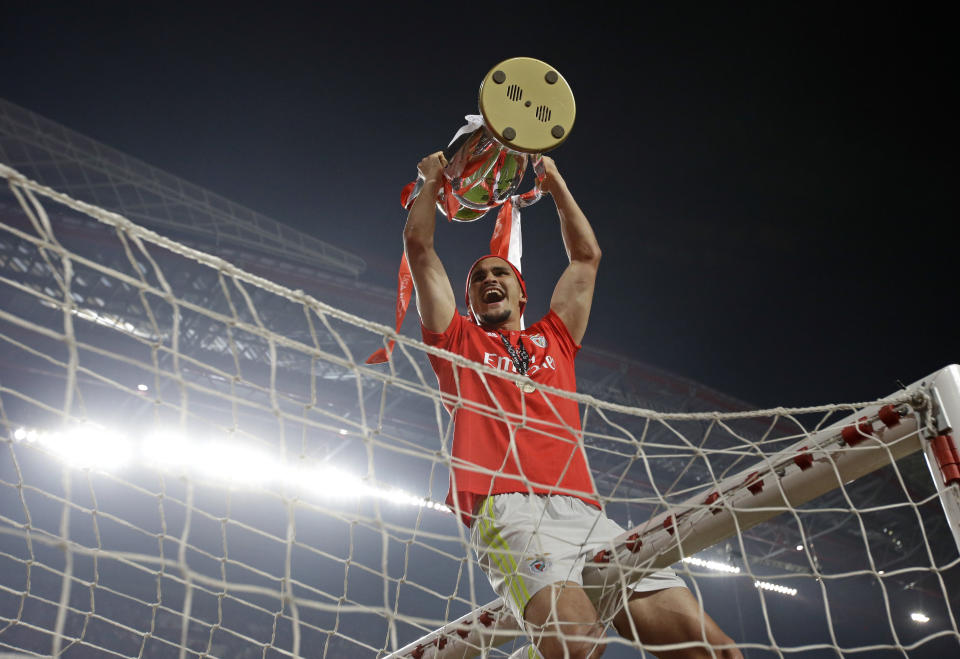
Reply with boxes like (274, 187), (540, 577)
(528, 557), (549, 573)
(529, 334), (547, 349)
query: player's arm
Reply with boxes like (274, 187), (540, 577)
(544, 157), (602, 345)
(404, 152), (457, 333)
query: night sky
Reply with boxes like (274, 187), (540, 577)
(2, 4), (953, 409)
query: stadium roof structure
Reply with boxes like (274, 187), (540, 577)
(0, 97), (365, 279)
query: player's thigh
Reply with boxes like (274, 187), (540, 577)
(525, 581), (605, 658)
(612, 587), (741, 659)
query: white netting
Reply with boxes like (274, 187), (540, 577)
(0, 162), (958, 658)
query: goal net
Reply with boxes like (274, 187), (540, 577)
(1, 161), (958, 658)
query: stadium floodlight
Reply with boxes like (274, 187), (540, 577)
(386, 490), (429, 507)
(142, 429), (192, 469)
(911, 612), (930, 623)
(291, 464), (449, 511)
(17, 419), (453, 514)
(754, 580), (798, 596)
(137, 384), (149, 391)
(144, 431), (282, 488)
(295, 464), (374, 499)
(796, 544), (803, 551)
(197, 441), (280, 486)
(126, 426), (446, 510)
(40, 424), (132, 471)
(682, 556), (741, 574)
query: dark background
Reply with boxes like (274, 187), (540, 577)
(1, 3), (953, 409)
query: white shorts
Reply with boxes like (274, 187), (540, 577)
(471, 493), (685, 623)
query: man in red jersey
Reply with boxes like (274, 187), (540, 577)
(405, 151), (740, 659)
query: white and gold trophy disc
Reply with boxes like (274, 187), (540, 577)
(478, 57), (575, 155)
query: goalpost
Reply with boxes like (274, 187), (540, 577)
(1, 160), (958, 658)
(389, 370), (960, 658)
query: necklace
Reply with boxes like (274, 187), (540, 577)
(498, 332), (536, 393)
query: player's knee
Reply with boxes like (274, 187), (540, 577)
(536, 622), (605, 659)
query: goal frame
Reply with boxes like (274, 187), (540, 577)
(387, 364), (960, 659)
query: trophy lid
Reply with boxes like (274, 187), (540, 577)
(478, 57), (575, 154)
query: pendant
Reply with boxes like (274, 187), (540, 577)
(517, 379), (536, 394)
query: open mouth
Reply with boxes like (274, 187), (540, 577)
(482, 288), (505, 303)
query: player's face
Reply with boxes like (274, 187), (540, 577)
(468, 258), (525, 328)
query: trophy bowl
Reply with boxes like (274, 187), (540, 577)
(426, 57), (576, 222)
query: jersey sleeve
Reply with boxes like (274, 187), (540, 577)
(421, 313), (468, 399)
(421, 310), (465, 350)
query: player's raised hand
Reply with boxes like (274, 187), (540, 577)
(537, 155), (566, 195)
(417, 152), (448, 186)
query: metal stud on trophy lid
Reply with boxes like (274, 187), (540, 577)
(479, 57), (576, 154)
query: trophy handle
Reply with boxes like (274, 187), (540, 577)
(443, 127), (481, 163)
(512, 155), (545, 210)
(403, 126), (483, 211)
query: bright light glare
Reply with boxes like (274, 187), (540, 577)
(143, 430), (192, 468)
(754, 580), (797, 596)
(196, 442), (280, 486)
(14, 427), (39, 443)
(796, 545), (803, 551)
(910, 612), (929, 623)
(144, 433), (280, 486)
(295, 464), (373, 499)
(137, 384), (149, 392)
(682, 556), (740, 573)
(41, 425), (131, 470)
(17, 422), (450, 514)
(386, 490), (426, 506)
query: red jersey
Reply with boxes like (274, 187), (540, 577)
(422, 310), (599, 526)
